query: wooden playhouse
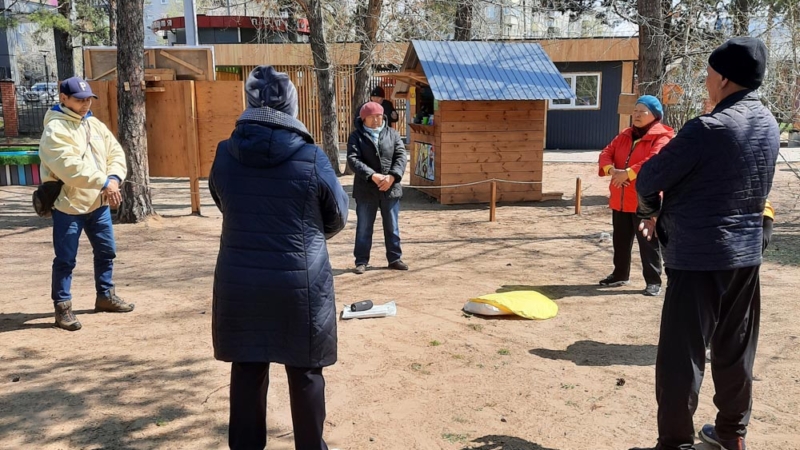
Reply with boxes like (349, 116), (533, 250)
(381, 40), (573, 205)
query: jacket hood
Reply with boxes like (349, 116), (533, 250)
(227, 107), (314, 168)
(622, 121), (674, 140)
(44, 104), (93, 126)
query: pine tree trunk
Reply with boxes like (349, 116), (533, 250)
(351, 0), (382, 121)
(54, 0), (74, 79)
(116, 0), (155, 223)
(108, 0), (118, 46)
(306, 0), (342, 175)
(636, 0), (665, 98)
(454, 0), (474, 41)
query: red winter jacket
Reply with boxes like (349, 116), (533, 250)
(598, 122), (674, 212)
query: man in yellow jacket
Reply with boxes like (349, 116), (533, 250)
(39, 77), (134, 331)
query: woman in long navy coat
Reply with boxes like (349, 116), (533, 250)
(209, 66), (349, 450)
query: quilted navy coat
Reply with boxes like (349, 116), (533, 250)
(637, 90), (780, 271)
(208, 108), (349, 367)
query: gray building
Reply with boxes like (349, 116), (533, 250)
(1, 0), (57, 82)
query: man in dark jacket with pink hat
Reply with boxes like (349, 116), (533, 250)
(347, 101), (408, 275)
(631, 37), (780, 450)
(209, 65), (349, 450)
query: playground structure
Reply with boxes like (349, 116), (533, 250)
(382, 40), (573, 205)
(84, 46), (243, 215)
(87, 79), (244, 215)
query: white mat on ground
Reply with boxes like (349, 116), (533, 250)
(341, 301), (397, 319)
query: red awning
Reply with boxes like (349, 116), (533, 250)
(152, 16), (309, 34)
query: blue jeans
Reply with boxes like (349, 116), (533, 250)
(51, 206), (116, 303)
(354, 198), (402, 266)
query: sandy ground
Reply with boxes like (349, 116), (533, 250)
(1, 162), (799, 450)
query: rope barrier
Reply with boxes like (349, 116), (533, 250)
(403, 178), (544, 190)
(779, 151), (800, 182)
(121, 176), (579, 220)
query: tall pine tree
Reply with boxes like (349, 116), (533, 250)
(116, 0), (155, 222)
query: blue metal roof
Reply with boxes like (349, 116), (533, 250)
(411, 40), (574, 102)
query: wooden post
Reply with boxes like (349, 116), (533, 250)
(575, 177), (582, 215)
(489, 180), (497, 222)
(183, 81), (202, 215)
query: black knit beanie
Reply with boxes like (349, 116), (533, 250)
(708, 37), (768, 89)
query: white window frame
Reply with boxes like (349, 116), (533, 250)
(549, 72), (602, 110)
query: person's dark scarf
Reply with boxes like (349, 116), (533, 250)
(631, 119), (659, 141)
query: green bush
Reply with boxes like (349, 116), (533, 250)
(0, 152), (40, 166)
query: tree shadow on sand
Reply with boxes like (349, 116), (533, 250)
(0, 349), (229, 449)
(462, 435), (560, 450)
(497, 284), (643, 299)
(529, 340), (657, 366)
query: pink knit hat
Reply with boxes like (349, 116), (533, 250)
(360, 101), (384, 120)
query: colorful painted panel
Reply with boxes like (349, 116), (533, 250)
(414, 143), (435, 181)
(0, 164), (40, 186)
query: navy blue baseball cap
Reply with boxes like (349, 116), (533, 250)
(60, 77), (98, 99)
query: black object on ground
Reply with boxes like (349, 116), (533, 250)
(351, 300), (374, 312)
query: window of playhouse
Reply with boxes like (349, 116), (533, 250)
(412, 86), (435, 125)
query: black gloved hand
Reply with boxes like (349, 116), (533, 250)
(763, 216), (774, 253)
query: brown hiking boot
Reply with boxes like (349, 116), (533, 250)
(54, 301), (82, 331)
(95, 289), (135, 313)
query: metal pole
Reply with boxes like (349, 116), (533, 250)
(226, 0), (231, 15)
(43, 53), (49, 87)
(522, 0), (526, 38)
(184, 0), (199, 45)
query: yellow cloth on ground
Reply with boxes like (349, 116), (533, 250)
(469, 291), (558, 320)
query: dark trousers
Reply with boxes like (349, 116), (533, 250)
(612, 210), (662, 285)
(354, 198), (402, 266)
(51, 206), (116, 303)
(229, 363), (328, 450)
(655, 266), (761, 450)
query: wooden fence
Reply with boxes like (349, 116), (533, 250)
(220, 65), (407, 143)
(88, 80), (245, 214)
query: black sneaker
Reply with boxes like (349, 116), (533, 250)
(599, 275), (629, 287)
(699, 424), (747, 450)
(95, 289), (135, 313)
(354, 264), (367, 275)
(388, 260), (409, 270)
(54, 301), (82, 331)
(643, 284), (662, 296)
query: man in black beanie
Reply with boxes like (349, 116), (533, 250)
(630, 37), (780, 450)
(369, 85), (399, 128)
